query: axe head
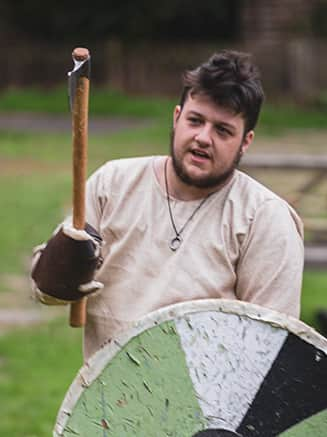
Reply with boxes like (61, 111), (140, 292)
(68, 47), (91, 111)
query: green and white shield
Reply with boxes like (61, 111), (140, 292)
(54, 299), (327, 436)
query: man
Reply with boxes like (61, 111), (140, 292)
(32, 50), (304, 360)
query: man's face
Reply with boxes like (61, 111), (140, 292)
(171, 93), (254, 190)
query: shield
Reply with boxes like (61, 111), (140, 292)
(54, 299), (327, 436)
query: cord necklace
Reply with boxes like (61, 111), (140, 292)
(164, 158), (213, 251)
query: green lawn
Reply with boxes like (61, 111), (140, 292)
(301, 270), (327, 327)
(1, 85), (326, 131)
(0, 89), (326, 435)
(0, 318), (82, 437)
(0, 86), (175, 118)
(0, 122), (169, 277)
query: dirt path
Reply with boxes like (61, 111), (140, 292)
(0, 274), (65, 334)
(0, 157), (70, 176)
(1, 112), (327, 153)
(0, 112), (153, 134)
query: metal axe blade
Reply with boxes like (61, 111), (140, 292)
(68, 48), (91, 111)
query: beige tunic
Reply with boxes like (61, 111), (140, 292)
(83, 156), (304, 359)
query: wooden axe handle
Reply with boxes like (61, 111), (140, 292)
(70, 47), (90, 327)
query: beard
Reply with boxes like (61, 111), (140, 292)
(170, 129), (243, 189)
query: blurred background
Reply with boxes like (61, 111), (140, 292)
(1, 0), (327, 99)
(0, 1), (327, 435)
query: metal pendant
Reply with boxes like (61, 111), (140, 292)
(170, 235), (182, 251)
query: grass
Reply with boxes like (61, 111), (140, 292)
(1, 86), (327, 132)
(301, 271), (327, 327)
(0, 317), (82, 437)
(0, 89), (326, 435)
(0, 173), (71, 274)
(0, 123), (169, 276)
(257, 103), (327, 135)
(0, 124), (169, 164)
(0, 86), (175, 118)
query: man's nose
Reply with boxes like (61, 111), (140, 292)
(194, 124), (213, 146)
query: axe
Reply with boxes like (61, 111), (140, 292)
(68, 47), (91, 327)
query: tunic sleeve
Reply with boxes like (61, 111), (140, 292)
(235, 199), (304, 318)
(85, 163), (109, 231)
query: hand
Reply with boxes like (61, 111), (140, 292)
(31, 222), (104, 302)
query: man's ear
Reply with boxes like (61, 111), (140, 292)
(173, 105), (181, 128)
(241, 130), (254, 154)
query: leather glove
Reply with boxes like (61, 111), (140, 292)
(31, 222), (103, 303)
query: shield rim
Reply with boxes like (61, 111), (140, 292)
(54, 298), (327, 436)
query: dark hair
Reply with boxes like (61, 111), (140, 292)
(180, 50), (264, 133)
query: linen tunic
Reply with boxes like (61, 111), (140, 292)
(82, 156), (304, 359)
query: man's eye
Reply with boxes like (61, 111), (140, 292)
(188, 117), (201, 125)
(216, 126), (231, 136)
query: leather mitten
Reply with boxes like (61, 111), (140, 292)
(32, 222), (103, 302)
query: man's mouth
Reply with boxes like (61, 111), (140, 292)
(190, 149), (210, 160)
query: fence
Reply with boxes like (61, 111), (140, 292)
(1, 38), (327, 101)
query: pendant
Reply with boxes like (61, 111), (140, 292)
(170, 235), (182, 251)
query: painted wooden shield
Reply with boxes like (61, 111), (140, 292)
(54, 299), (327, 436)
